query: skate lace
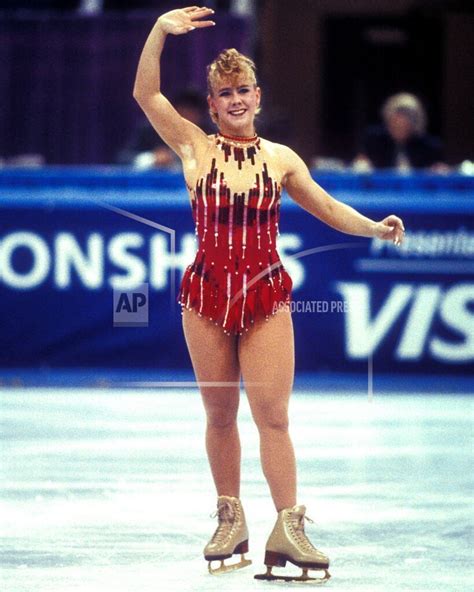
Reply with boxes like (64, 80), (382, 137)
(290, 513), (319, 553)
(209, 500), (237, 545)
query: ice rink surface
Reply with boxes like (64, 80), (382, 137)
(1, 388), (473, 592)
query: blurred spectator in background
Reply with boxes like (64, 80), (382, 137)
(353, 92), (447, 173)
(117, 88), (209, 169)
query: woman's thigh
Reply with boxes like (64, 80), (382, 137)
(182, 308), (241, 423)
(237, 308), (295, 427)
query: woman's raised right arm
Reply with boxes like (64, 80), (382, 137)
(133, 7), (215, 158)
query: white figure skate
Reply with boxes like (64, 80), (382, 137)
(204, 495), (252, 575)
(254, 504), (330, 583)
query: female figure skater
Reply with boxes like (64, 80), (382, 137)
(133, 6), (404, 583)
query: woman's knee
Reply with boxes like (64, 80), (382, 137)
(253, 405), (289, 432)
(206, 408), (238, 429)
(202, 392), (239, 429)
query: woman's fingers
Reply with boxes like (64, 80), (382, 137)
(376, 216), (405, 246)
(184, 5), (214, 11)
(393, 217), (405, 246)
(387, 218), (405, 246)
(384, 214), (404, 230)
(186, 6), (215, 16)
(189, 20), (216, 28)
(159, 6), (215, 35)
(189, 7), (215, 26)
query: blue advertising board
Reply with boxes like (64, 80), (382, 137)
(0, 168), (472, 375)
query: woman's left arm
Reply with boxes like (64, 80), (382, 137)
(280, 145), (405, 246)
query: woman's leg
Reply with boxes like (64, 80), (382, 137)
(237, 307), (297, 511)
(182, 308), (242, 497)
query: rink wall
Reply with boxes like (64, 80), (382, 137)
(0, 168), (473, 376)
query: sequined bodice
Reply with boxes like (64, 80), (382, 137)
(189, 134), (283, 276)
(178, 133), (292, 335)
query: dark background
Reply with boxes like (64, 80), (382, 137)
(257, 0), (474, 163)
(1, 0), (473, 164)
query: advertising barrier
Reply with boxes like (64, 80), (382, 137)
(0, 168), (472, 374)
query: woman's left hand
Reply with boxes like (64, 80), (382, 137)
(373, 215), (405, 246)
(157, 6), (215, 35)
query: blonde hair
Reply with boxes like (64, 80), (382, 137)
(381, 92), (427, 136)
(206, 48), (261, 124)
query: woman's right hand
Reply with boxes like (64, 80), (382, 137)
(157, 6), (215, 35)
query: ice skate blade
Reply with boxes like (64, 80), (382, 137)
(208, 555), (252, 575)
(254, 566), (331, 583)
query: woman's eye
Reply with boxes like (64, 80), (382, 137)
(219, 92), (230, 97)
(239, 88), (250, 94)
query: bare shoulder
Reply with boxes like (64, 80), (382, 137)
(259, 139), (306, 183)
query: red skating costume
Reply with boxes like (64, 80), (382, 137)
(178, 132), (293, 335)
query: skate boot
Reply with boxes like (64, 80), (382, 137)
(255, 504), (331, 583)
(204, 495), (252, 575)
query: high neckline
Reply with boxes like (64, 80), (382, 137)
(216, 131), (259, 147)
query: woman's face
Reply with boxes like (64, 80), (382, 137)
(208, 76), (261, 136)
(387, 112), (414, 143)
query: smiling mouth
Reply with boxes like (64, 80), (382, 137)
(229, 109), (246, 116)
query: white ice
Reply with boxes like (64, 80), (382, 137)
(1, 388), (473, 591)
